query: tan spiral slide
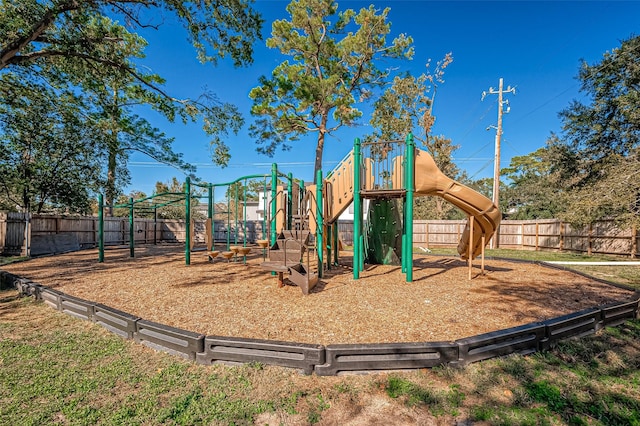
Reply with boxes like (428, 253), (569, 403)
(413, 149), (501, 259)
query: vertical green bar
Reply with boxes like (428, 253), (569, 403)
(243, 180), (248, 247)
(153, 207), (157, 245)
(226, 186), (231, 250)
(287, 172), (293, 229)
(262, 178), (267, 240)
(234, 184), (238, 246)
(316, 169), (323, 278)
(326, 223), (331, 270)
(333, 222), (339, 265)
(353, 138), (362, 279)
(207, 185), (213, 219)
(401, 152), (408, 274)
(210, 186), (215, 246)
(405, 133), (415, 282)
(271, 164), (277, 245)
(129, 197), (134, 258)
(185, 176), (191, 265)
(98, 194), (104, 262)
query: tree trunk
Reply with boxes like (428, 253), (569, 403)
(106, 141), (117, 217)
(314, 113), (329, 175)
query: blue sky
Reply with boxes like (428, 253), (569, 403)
(127, 0), (640, 195)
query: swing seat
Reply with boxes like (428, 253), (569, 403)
(237, 247), (251, 256)
(221, 251), (235, 261)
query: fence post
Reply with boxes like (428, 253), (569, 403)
(632, 224), (637, 259)
(559, 221), (564, 252)
(535, 222), (539, 251)
(129, 197), (134, 258)
(587, 223), (593, 256)
(23, 213), (31, 257)
(185, 176), (191, 266)
(98, 194), (104, 263)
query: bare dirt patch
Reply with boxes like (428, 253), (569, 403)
(2, 245), (635, 345)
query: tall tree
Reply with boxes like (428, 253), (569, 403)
(0, 0), (262, 212)
(552, 35), (640, 227)
(249, 0), (413, 174)
(500, 145), (563, 219)
(0, 73), (102, 213)
(365, 54), (458, 219)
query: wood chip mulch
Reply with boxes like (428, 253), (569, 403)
(3, 245), (635, 345)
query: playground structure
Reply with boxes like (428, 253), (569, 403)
(96, 133), (501, 292)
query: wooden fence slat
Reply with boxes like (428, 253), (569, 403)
(2, 214), (639, 258)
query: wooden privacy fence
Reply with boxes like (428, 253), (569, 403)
(338, 219), (639, 258)
(0, 213), (267, 256)
(1, 213), (638, 258)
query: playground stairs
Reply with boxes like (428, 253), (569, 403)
(259, 229), (318, 295)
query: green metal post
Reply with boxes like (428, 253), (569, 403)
(316, 169), (323, 278)
(405, 133), (415, 282)
(263, 178), (267, 240)
(208, 185), (213, 218)
(243, 180), (248, 247)
(271, 163), (277, 245)
(353, 138), (362, 279)
(185, 176), (191, 265)
(326, 223), (331, 271)
(210, 185), (214, 247)
(226, 188), (231, 250)
(287, 172), (293, 229)
(98, 194), (104, 262)
(242, 180), (248, 264)
(333, 221), (339, 265)
(154, 207), (157, 245)
(401, 152), (408, 274)
(129, 197), (134, 258)
(234, 183), (239, 246)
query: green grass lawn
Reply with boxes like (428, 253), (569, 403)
(1, 292), (639, 425)
(422, 247), (640, 289)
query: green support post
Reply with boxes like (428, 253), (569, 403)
(271, 163), (277, 245)
(316, 169), (323, 278)
(262, 178), (267, 241)
(209, 185), (214, 247)
(326, 223), (331, 270)
(226, 189), (231, 250)
(401, 152), (408, 274)
(243, 180), (248, 247)
(154, 207), (157, 245)
(287, 172), (293, 229)
(234, 184), (239, 246)
(333, 222), (339, 265)
(185, 176), (191, 265)
(98, 194), (104, 262)
(353, 138), (362, 279)
(129, 197), (134, 258)
(208, 185), (213, 219)
(405, 133), (415, 282)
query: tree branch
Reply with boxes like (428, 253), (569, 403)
(0, 0), (82, 69)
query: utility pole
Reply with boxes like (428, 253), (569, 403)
(482, 77), (515, 248)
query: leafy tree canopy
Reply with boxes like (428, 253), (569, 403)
(0, 0), (262, 71)
(552, 35), (640, 226)
(249, 0), (413, 174)
(0, 72), (102, 213)
(0, 0), (263, 213)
